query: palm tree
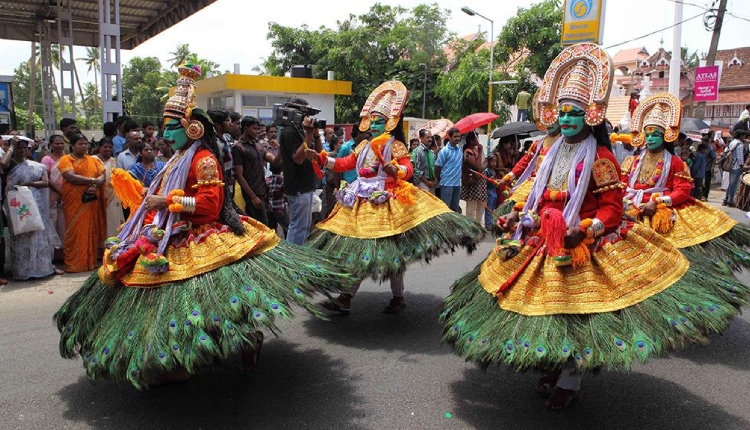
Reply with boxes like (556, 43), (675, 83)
(168, 43), (192, 68)
(80, 82), (102, 129)
(78, 47), (101, 121)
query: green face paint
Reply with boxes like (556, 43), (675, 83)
(370, 116), (387, 138)
(163, 119), (189, 150)
(558, 106), (586, 138)
(645, 129), (665, 151)
(547, 122), (560, 136)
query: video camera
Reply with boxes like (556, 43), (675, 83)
(272, 102), (327, 130)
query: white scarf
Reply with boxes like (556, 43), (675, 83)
(513, 134), (597, 239)
(624, 149), (671, 207)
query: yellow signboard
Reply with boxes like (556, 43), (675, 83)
(561, 0), (605, 46)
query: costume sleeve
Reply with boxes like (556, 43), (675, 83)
(511, 141), (538, 178)
(332, 153), (358, 172)
(184, 154), (224, 225)
(392, 142), (414, 180)
(592, 148), (624, 230)
(619, 156), (635, 182)
(664, 156), (692, 206)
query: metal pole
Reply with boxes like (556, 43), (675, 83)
(422, 63), (427, 118)
(487, 18), (494, 155)
(695, 0), (727, 120)
(668, 0), (683, 97)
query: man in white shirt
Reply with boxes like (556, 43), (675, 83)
(116, 130), (141, 171)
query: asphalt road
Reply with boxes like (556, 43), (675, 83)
(1, 193), (749, 430)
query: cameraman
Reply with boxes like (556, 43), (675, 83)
(278, 98), (323, 245)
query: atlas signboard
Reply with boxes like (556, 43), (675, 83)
(561, 0), (606, 46)
(693, 65), (720, 103)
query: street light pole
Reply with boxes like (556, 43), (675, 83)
(420, 63), (427, 118)
(462, 6), (494, 151)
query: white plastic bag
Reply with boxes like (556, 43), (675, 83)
(6, 186), (45, 235)
(311, 189), (323, 213)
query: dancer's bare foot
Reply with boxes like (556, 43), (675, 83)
(241, 332), (264, 373)
(545, 388), (577, 410)
(321, 294), (352, 315)
(383, 296), (406, 314)
(148, 368), (190, 386)
(537, 371), (561, 396)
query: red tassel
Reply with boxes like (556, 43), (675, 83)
(540, 208), (566, 257)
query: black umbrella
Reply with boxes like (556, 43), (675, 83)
(490, 122), (539, 139)
(680, 117), (710, 133)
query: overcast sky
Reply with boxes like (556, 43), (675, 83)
(1, 0), (748, 82)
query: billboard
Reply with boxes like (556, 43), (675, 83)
(561, 0), (606, 46)
(693, 65), (720, 103)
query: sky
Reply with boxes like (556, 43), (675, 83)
(1, 0), (749, 84)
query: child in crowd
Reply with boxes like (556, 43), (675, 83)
(691, 143), (708, 198)
(266, 163), (289, 238)
(483, 153), (502, 229)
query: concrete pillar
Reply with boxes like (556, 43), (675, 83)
(57, 0), (77, 121)
(39, 21), (57, 137)
(99, 0), (123, 123)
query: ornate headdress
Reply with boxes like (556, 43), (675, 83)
(630, 93), (682, 145)
(537, 43), (614, 128)
(532, 88), (545, 131)
(163, 63), (206, 140)
(359, 80), (409, 132)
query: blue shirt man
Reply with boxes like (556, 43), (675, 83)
(435, 128), (463, 212)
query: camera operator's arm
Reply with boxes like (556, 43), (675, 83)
(291, 117), (317, 165)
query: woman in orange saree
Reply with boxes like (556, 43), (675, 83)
(57, 134), (106, 273)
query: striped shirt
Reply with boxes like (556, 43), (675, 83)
(129, 160), (166, 187)
(435, 144), (463, 187)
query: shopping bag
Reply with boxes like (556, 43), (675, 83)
(7, 186), (45, 235)
(311, 189), (323, 213)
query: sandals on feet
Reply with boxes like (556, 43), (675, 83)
(383, 297), (406, 314)
(54, 268), (64, 275)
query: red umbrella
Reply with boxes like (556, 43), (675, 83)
(451, 112), (500, 135)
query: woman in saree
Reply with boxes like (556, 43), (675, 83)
(41, 134), (66, 262)
(95, 138), (125, 239)
(6, 138), (62, 279)
(58, 133), (106, 273)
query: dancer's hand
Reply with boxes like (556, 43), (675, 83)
(640, 200), (657, 217)
(564, 226), (584, 249)
(497, 211), (520, 232)
(145, 195), (167, 211)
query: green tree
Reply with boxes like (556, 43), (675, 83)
(13, 107), (44, 132)
(123, 56), (164, 125)
(496, 0), (563, 78)
(435, 49), (504, 121)
(264, 3), (450, 121)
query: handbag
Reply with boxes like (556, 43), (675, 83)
(6, 186), (45, 235)
(82, 191), (98, 203)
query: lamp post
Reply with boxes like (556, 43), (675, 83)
(420, 63), (427, 118)
(461, 6), (494, 126)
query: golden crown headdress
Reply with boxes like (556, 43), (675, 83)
(630, 93), (682, 145)
(359, 80), (409, 132)
(163, 63), (206, 140)
(163, 63), (201, 125)
(537, 43), (613, 128)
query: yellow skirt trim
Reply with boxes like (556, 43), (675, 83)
(647, 200), (736, 248)
(509, 178), (534, 204)
(99, 217), (279, 288)
(478, 223), (689, 316)
(315, 187), (452, 239)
